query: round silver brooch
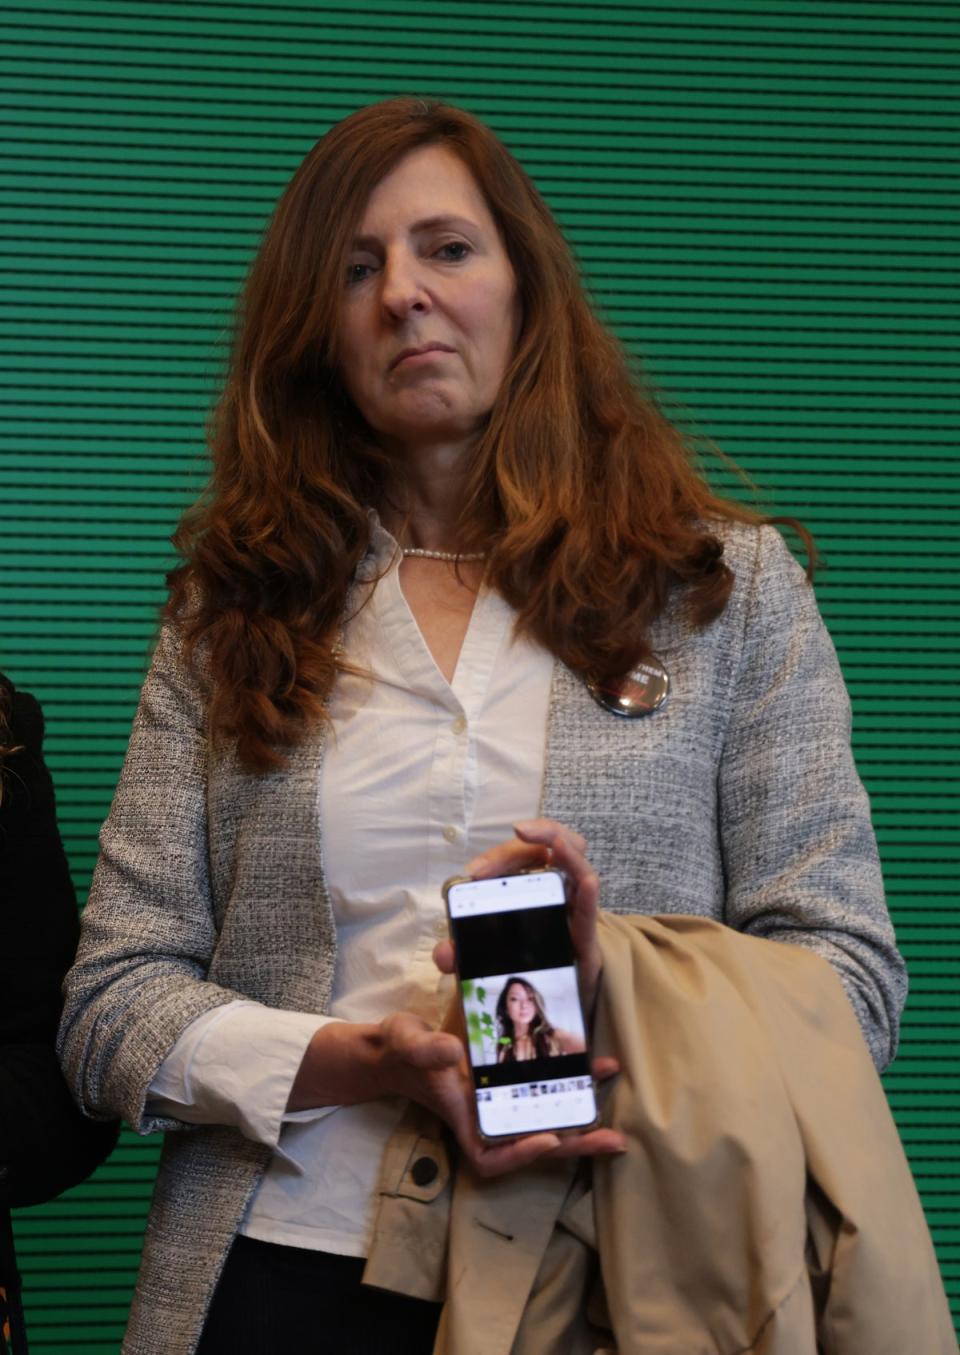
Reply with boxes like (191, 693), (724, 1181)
(586, 660), (670, 718)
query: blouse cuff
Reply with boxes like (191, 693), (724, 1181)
(147, 999), (342, 1154)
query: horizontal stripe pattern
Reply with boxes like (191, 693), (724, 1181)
(2, 1), (957, 1346)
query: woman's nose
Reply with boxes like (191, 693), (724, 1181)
(380, 251), (431, 319)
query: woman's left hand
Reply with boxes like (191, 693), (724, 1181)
(434, 818), (603, 1018)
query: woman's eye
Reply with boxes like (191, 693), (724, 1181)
(435, 241), (471, 262)
(345, 262), (374, 285)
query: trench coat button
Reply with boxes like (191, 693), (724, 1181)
(410, 1156), (439, 1186)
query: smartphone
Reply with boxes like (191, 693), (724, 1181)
(442, 866), (599, 1141)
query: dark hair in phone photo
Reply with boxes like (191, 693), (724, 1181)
(495, 977), (558, 1062)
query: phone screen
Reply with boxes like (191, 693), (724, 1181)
(445, 869), (598, 1139)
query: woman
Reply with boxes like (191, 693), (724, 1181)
(58, 98), (905, 1355)
(495, 977), (584, 1063)
(1, 675), (119, 1355)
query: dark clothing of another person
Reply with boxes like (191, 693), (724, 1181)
(0, 677), (119, 1353)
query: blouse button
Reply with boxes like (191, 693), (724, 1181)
(442, 825), (459, 844)
(451, 715), (467, 735)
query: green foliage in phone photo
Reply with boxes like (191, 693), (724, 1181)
(461, 978), (498, 1064)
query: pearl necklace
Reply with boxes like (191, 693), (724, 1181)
(401, 547), (487, 562)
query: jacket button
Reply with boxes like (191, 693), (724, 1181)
(410, 1156), (439, 1186)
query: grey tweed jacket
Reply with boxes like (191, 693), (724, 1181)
(58, 523), (906, 1355)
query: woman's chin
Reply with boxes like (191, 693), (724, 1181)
(373, 401), (485, 453)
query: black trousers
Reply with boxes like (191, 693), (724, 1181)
(195, 1235), (443, 1355)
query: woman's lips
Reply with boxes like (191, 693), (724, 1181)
(391, 345), (454, 370)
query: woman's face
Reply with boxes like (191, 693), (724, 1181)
(506, 982), (536, 1030)
(336, 144), (521, 453)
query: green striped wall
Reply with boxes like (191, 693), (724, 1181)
(1, 2), (957, 1347)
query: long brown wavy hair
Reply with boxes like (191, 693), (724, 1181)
(495, 977), (558, 1063)
(166, 97), (810, 772)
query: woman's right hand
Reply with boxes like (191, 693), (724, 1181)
(287, 1014), (625, 1178)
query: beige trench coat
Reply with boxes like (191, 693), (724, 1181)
(363, 914), (956, 1355)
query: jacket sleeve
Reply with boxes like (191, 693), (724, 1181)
(57, 624), (249, 1134)
(0, 682), (119, 1206)
(717, 526), (907, 1072)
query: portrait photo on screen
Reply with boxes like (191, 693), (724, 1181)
(461, 966), (586, 1068)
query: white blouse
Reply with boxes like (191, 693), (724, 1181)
(147, 518), (555, 1256)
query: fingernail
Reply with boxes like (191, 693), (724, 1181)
(465, 857), (489, 876)
(512, 821), (535, 834)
